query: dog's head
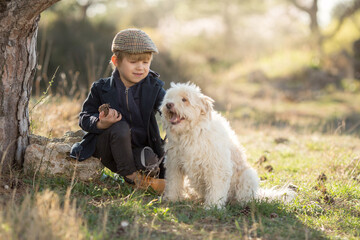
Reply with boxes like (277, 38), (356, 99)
(160, 82), (214, 134)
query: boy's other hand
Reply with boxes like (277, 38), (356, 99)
(97, 108), (122, 129)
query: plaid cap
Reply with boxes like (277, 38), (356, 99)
(111, 28), (158, 54)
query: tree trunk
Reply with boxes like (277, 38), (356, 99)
(308, 0), (324, 58)
(290, 0), (323, 58)
(0, 0), (60, 172)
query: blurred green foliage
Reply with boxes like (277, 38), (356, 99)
(34, 0), (360, 98)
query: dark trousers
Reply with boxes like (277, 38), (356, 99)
(93, 121), (137, 177)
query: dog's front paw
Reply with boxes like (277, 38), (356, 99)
(162, 193), (179, 202)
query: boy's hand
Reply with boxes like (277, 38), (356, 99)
(97, 108), (122, 129)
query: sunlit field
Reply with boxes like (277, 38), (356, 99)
(8, 74), (357, 239)
(2, 0), (360, 239)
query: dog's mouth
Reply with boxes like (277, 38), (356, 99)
(168, 110), (185, 125)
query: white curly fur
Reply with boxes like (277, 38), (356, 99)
(161, 82), (295, 209)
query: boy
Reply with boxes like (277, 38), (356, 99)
(70, 28), (166, 194)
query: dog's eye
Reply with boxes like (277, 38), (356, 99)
(182, 97), (187, 102)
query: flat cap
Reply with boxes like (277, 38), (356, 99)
(111, 28), (158, 54)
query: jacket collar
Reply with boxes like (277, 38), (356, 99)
(149, 69), (160, 78)
(98, 70), (119, 112)
(101, 70), (117, 92)
(102, 69), (162, 92)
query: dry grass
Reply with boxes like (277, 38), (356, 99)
(0, 188), (86, 240)
(29, 96), (83, 138)
(1, 97), (93, 239)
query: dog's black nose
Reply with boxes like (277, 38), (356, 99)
(166, 103), (174, 109)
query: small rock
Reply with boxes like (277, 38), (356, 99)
(264, 165), (273, 172)
(256, 155), (267, 165)
(114, 220), (129, 235)
(121, 220), (129, 228)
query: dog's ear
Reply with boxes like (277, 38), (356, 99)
(200, 94), (214, 119)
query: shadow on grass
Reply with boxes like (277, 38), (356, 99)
(163, 200), (327, 240)
(15, 172), (329, 240)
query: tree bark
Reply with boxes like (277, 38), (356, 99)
(0, 0), (60, 172)
(290, 0), (322, 57)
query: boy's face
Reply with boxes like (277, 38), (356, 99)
(114, 54), (152, 88)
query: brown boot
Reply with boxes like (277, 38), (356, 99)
(133, 172), (166, 195)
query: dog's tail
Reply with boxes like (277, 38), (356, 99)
(255, 185), (297, 204)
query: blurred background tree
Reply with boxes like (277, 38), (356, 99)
(287, 0), (360, 59)
(34, 0), (360, 99)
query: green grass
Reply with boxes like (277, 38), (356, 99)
(3, 83), (358, 239)
(1, 124), (359, 239)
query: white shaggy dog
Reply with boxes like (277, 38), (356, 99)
(161, 82), (294, 208)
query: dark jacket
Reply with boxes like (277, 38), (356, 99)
(70, 70), (166, 161)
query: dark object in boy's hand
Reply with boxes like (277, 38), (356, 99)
(99, 103), (121, 118)
(98, 103), (110, 117)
